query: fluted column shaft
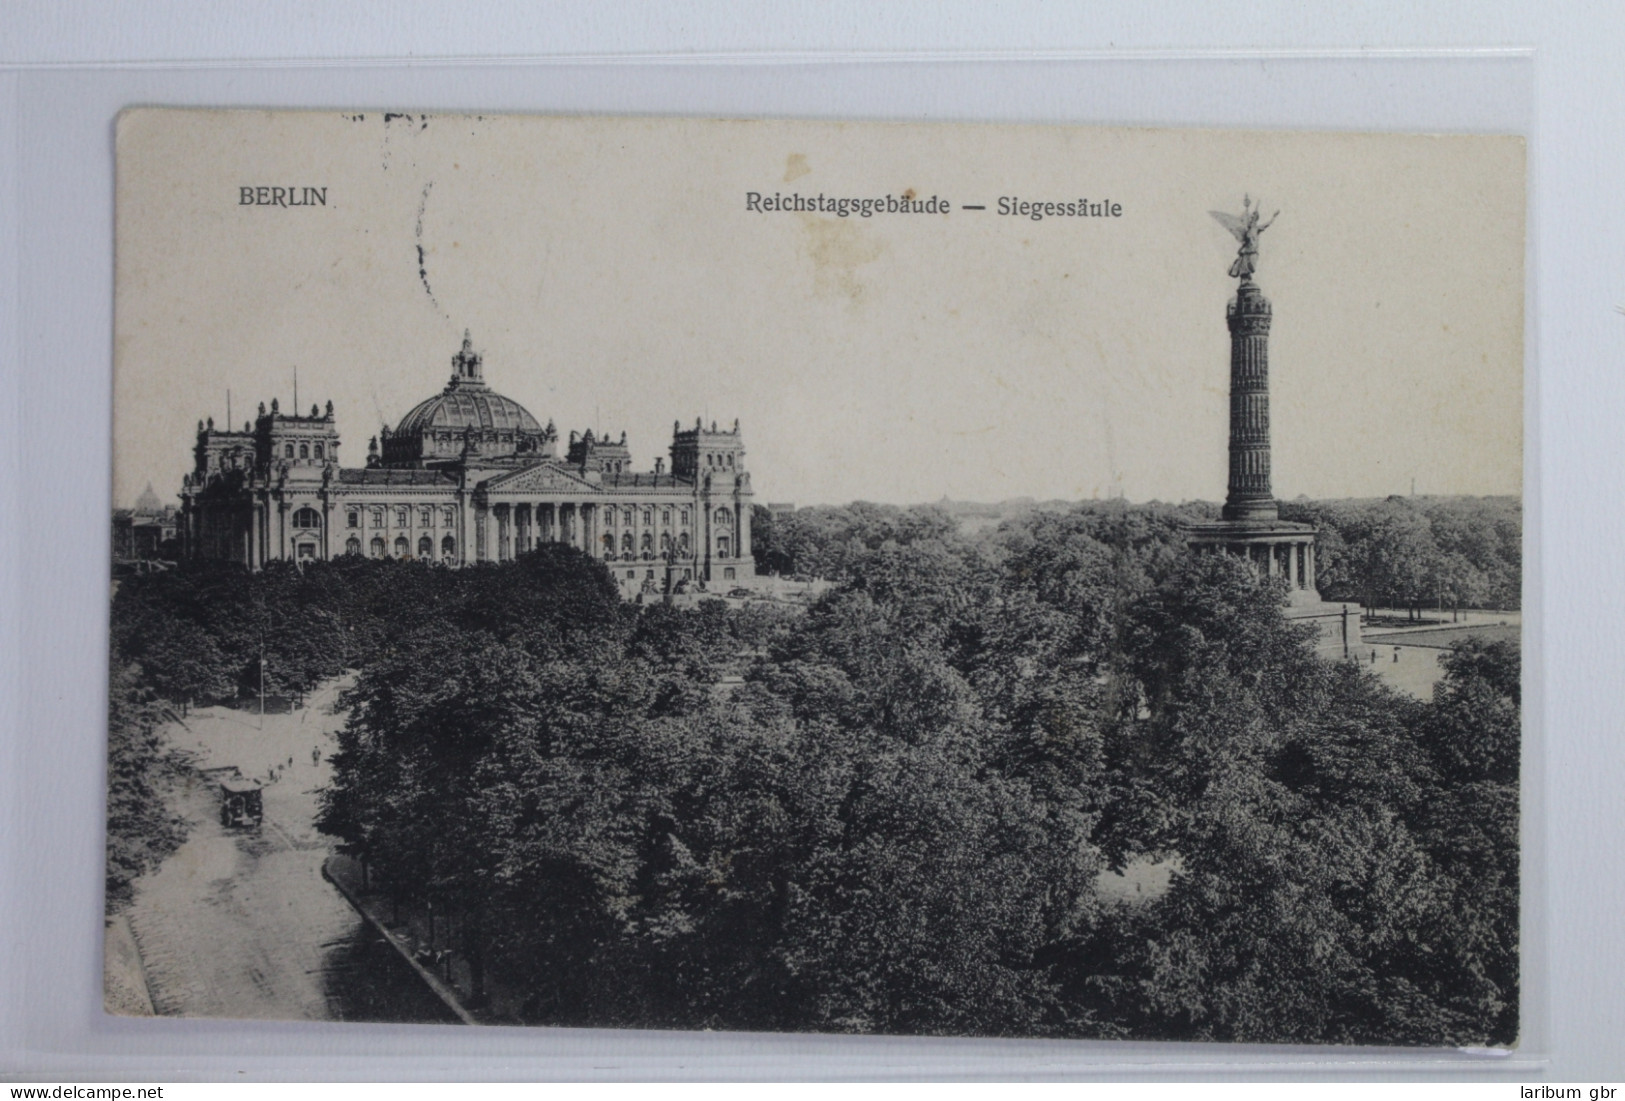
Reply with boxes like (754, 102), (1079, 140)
(1223, 278), (1279, 522)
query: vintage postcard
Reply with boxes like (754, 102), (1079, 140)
(107, 108), (1523, 1044)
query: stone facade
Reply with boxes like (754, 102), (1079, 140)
(113, 483), (179, 561)
(180, 334), (756, 598)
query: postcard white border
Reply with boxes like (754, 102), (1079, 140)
(0, 43), (1594, 1079)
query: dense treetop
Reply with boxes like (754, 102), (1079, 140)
(756, 494), (1521, 612)
(108, 495), (1520, 1044)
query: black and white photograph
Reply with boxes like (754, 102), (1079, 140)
(104, 108), (1524, 1047)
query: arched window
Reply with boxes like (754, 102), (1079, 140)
(441, 535), (455, 560)
(419, 506), (432, 527)
(418, 535), (432, 558)
(678, 532), (690, 555)
(345, 536), (361, 556)
(660, 532), (672, 553)
(717, 536), (732, 558)
(292, 506), (321, 529)
(621, 533), (634, 555)
(395, 507), (408, 527)
(298, 443), (309, 459)
(714, 508), (732, 528)
(346, 509), (359, 529)
(370, 507), (384, 528)
(393, 535), (408, 558)
(284, 443), (295, 458)
(314, 443), (324, 459)
(601, 533), (616, 558)
(640, 532), (654, 558)
(726, 453), (734, 467)
(369, 536), (385, 558)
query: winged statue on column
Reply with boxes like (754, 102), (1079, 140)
(1209, 195), (1279, 280)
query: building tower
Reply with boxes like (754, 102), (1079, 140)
(1185, 198), (1358, 657)
(1222, 277), (1277, 522)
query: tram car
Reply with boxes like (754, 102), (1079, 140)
(218, 775), (264, 828)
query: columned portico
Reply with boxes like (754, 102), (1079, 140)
(249, 498), (263, 570)
(1187, 520), (1319, 604)
(495, 504), (512, 561)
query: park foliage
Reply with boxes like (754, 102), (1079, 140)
(107, 495), (1520, 1044)
(756, 495), (1521, 614)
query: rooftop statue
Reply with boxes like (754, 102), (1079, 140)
(1209, 194), (1278, 280)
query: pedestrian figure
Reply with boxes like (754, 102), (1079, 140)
(1393, 646), (1400, 663)
(312, 746), (321, 766)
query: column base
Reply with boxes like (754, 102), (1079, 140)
(1284, 600), (1364, 660)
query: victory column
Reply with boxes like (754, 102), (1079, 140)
(1185, 197), (1361, 658)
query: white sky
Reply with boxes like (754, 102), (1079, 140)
(113, 110), (1524, 508)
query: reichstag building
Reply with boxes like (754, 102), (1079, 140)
(180, 333), (756, 597)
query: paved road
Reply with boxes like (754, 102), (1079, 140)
(1363, 612), (1521, 699)
(119, 687), (458, 1024)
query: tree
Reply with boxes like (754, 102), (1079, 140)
(105, 662), (190, 910)
(293, 499), (1519, 1044)
(1346, 500), (1441, 617)
(749, 502), (964, 580)
(750, 504), (793, 575)
(1280, 496), (1521, 613)
(1059, 549), (1520, 1046)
